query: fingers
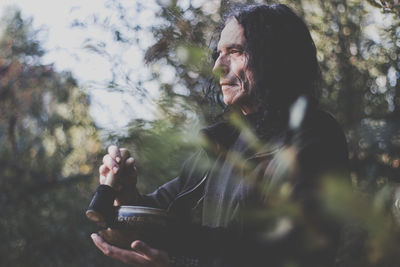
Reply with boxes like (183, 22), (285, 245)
(99, 164), (120, 187)
(91, 233), (110, 255)
(99, 164), (108, 184)
(91, 234), (146, 266)
(119, 148), (131, 163)
(103, 154), (119, 174)
(108, 145), (122, 163)
(108, 145), (131, 164)
(99, 145), (137, 196)
(99, 161), (120, 189)
(126, 157), (135, 166)
(124, 157), (137, 178)
(105, 170), (119, 189)
(131, 240), (170, 265)
(104, 146), (132, 172)
(91, 234), (170, 266)
(131, 240), (152, 256)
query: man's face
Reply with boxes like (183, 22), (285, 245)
(213, 18), (257, 114)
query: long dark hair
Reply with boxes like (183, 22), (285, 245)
(207, 4), (320, 134)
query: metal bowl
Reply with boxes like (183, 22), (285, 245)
(97, 206), (169, 249)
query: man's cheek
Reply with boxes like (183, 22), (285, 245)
(236, 71), (247, 91)
(238, 71), (250, 93)
(244, 70), (255, 94)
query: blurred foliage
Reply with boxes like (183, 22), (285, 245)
(105, 117), (202, 193)
(2, 0), (400, 266)
(367, 0), (400, 14)
(0, 7), (107, 267)
(78, 0), (400, 265)
(78, 0), (400, 191)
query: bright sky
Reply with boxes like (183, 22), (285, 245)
(0, 0), (163, 130)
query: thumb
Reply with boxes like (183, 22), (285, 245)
(105, 170), (121, 190)
(131, 240), (152, 256)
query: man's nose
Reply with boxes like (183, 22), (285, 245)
(212, 56), (229, 78)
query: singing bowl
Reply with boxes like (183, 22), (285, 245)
(97, 206), (169, 249)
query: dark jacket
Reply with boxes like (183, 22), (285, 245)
(139, 108), (349, 267)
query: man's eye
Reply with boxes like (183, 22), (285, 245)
(230, 49), (241, 54)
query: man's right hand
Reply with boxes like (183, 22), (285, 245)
(99, 145), (138, 206)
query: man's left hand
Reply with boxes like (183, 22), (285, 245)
(91, 233), (171, 267)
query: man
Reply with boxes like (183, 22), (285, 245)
(91, 4), (349, 267)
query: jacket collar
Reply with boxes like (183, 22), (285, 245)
(200, 119), (286, 158)
(200, 121), (240, 152)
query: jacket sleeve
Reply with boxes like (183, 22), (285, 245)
(137, 177), (182, 209)
(137, 149), (210, 210)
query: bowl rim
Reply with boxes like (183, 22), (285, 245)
(118, 205), (168, 217)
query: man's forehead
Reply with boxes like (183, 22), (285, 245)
(217, 18), (245, 50)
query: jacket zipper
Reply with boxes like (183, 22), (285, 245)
(167, 172), (209, 212)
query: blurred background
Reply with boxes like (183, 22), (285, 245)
(1, 0), (400, 266)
